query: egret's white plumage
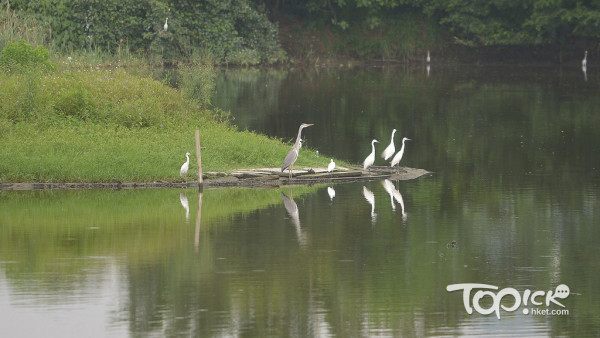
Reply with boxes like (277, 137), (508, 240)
(363, 139), (379, 171)
(327, 159), (335, 173)
(582, 50), (588, 68)
(427, 50), (431, 63)
(180, 152), (191, 178)
(164, 17), (169, 31)
(382, 129), (397, 160)
(390, 137), (411, 168)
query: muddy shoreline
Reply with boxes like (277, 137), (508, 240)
(0, 166), (431, 191)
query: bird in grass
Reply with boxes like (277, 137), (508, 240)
(180, 152), (191, 181)
(327, 159), (336, 173)
(281, 123), (314, 179)
(363, 139), (379, 173)
(164, 17), (169, 31)
(381, 129), (397, 160)
(390, 137), (411, 169)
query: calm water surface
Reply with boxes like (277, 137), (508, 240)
(1, 65), (600, 337)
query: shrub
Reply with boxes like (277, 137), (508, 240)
(0, 39), (55, 72)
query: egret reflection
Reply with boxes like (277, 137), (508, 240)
(281, 192), (307, 246)
(179, 193), (190, 222)
(362, 186), (377, 224)
(381, 179), (396, 211)
(582, 65), (588, 81)
(391, 183), (408, 221)
(327, 186), (336, 201)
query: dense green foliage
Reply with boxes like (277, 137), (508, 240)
(0, 39), (55, 72)
(7, 0), (285, 64)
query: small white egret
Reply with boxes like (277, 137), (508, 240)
(363, 139), (379, 173)
(281, 123), (314, 179)
(381, 129), (397, 160)
(582, 50), (588, 68)
(427, 50), (431, 63)
(327, 186), (336, 201)
(180, 152), (191, 180)
(390, 137), (411, 168)
(316, 150), (319, 157)
(327, 159), (336, 173)
(164, 17), (169, 31)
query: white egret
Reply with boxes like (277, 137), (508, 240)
(381, 129), (397, 160)
(180, 152), (191, 180)
(363, 139), (379, 173)
(582, 50), (587, 68)
(390, 137), (411, 168)
(281, 123), (314, 179)
(164, 17), (169, 31)
(327, 159), (336, 173)
(427, 50), (431, 63)
(327, 186), (336, 201)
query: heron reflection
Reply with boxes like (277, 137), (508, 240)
(327, 186), (336, 201)
(281, 192), (307, 246)
(391, 183), (408, 221)
(180, 192), (190, 222)
(362, 186), (377, 224)
(381, 179), (396, 211)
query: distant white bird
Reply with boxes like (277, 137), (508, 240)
(67, 56), (72, 63)
(180, 152), (191, 180)
(382, 129), (397, 160)
(327, 186), (336, 201)
(390, 137), (411, 168)
(363, 139), (379, 173)
(327, 159), (336, 173)
(427, 50), (431, 63)
(164, 17), (169, 31)
(582, 50), (588, 68)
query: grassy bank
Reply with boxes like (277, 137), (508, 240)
(0, 60), (342, 183)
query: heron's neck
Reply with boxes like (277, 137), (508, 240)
(295, 127), (304, 146)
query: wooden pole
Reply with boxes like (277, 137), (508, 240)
(195, 130), (203, 189)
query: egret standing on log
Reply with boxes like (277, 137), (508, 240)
(281, 123), (314, 179)
(382, 129), (397, 160)
(180, 152), (191, 181)
(363, 139), (379, 173)
(327, 159), (336, 173)
(390, 137), (411, 169)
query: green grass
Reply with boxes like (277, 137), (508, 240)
(0, 64), (347, 183)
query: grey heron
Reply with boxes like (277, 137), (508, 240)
(390, 137), (411, 169)
(363, 139), (379, 173)
(381, 129), (397, 160)
(180, 152), (191, 180)
(327, 159), (335, 173)
(281, 123), (314, 179)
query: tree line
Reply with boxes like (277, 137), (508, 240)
(5, 0), (600, 63)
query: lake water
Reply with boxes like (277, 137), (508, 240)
(1, 64), (600, 337)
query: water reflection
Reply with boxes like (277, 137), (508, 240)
(362, 186), (377, 224)
(281, 191), (307, 246)
(381, 179), (396, 211)
(327, 186), (336, 201)
(179, 192), (190, 222)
